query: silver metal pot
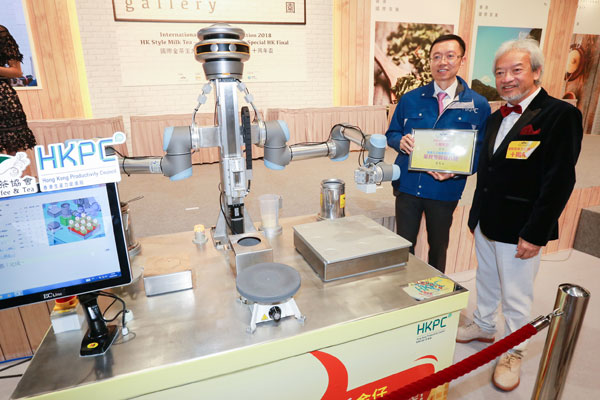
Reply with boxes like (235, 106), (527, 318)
(318, 178), (345, 220)
(120, 196), (142, 260)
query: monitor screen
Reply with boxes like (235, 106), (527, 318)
(0, 182), (131, 310)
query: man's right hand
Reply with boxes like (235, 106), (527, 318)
(400, 134), (415, 154)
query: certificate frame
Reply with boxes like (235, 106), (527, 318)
(408, 129), (477, 175)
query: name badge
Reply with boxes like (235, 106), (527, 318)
(447, 101), (475, 110)
(506, 141), (540, 159)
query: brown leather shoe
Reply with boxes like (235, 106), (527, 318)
(492, 352), (522, 391)
(456, 321), (495, 343)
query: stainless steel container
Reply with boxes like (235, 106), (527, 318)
(294, 215), (411, 281)
(228, 231), (273, 276)
(318, 178), (345, 220)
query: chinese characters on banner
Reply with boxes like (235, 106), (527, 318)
(116, 24), (307, 85)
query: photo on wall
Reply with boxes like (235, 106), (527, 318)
(470, 26), (542, 101)
(563, 34), (600, 135)
(0, 0), (40, 88)
(373, 22), (453, 105)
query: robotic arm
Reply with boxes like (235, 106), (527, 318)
(261, 122), (399, 193)
(117, 23), (399, 247)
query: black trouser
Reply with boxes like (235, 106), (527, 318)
(395, 192), (458, 273)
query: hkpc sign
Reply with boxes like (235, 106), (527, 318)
(35, 132), (126, 192)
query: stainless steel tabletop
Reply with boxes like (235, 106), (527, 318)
(11, 214), (466, 399)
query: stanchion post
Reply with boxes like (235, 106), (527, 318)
(531, 283), (590, 400)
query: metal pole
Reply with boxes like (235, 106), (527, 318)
(532, 283), (591, 399)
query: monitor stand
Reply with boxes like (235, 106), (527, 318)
(78, 292), (118, 357)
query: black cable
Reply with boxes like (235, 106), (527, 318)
(98, 291), (127, 329)
(0, 358), (31, 372)
(0, 357), (32, 379)
(327, 123), (368, 166)
(218, 183), (235, 233)
(0, 374), (23, 379)
(290, 140), (329, 146)
(102, 298), (118, 316)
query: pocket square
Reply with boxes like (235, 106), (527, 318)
(520, 124), (540, 135)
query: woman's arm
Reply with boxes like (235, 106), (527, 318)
(0, 59), (23, 79)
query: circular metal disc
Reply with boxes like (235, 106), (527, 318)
(236, 262), (301, 303)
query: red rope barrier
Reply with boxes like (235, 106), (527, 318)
(388, 323), (539, 400)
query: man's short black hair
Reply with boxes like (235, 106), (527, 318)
(431, 34), (466, 56)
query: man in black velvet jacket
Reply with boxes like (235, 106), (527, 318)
(456, 38), (583, 392)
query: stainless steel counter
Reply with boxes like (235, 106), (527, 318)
(11, 215), (467, 399)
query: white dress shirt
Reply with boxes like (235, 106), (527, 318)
(433, 79), (458, 110)
(493, 87), (541, 153)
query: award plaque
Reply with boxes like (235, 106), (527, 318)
(408, 129), (477, 175)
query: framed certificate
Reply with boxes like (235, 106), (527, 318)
(409, 129), (477, 175)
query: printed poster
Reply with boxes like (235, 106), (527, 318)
(469, 0), (550, 101)
(371, 0), (460, 105)
(563, 0), (600, 135)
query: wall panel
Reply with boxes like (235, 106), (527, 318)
(16, 0), (85, 120)
(457, 0), (476, 80)
(335, 0), (582, 107)
(542, 0), (579, 98)
(334, 0), (370, 106)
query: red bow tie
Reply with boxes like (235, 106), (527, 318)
(500, 104), (522, 118)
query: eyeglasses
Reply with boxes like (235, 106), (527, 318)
(430, 53), (462, 63)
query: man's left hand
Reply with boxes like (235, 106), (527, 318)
(515, 237), (541, 260)
(427, 171), (455, 181)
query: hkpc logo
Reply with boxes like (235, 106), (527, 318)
(417, 314), (449, 335)
(35, 132), (126, 192)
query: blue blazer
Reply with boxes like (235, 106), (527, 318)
(386, 76), (491, 201)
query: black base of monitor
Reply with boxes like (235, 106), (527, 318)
(80, 324), (118, 357)
(78, 292), (119, 357)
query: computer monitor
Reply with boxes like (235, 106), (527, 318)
(0, 182), (131, 355)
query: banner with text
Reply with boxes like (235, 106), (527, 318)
(117, 24), (307, 85)
(112, 0), (306, 24)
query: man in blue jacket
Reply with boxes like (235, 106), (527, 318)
(386, 34), (491, 272)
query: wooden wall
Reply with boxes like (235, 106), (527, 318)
(334, 0), (579, 106)
(16, 0), (86, 120)
(333, 0), (371, 106)
(0, 302), (54, 361)
(541, 0), (579, 98)
(457, 0), (476, 80)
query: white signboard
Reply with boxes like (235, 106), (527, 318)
(34, 133), (126, 192)
(0, 153), (37, 197)
(112, 0), (306, 24)
(117, 24), (307, 85)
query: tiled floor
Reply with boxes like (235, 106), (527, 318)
(1, 249), (598, 399)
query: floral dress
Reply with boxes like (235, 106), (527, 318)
(0, 25), (36, 154)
